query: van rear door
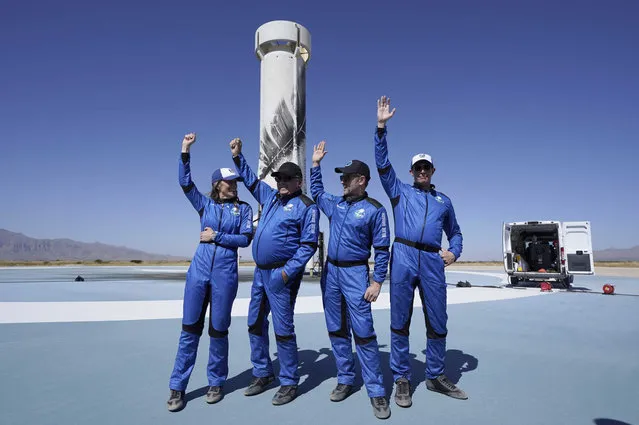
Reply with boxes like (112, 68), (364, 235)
(503, 222), (514, 273)
(562, 221), (595, 274)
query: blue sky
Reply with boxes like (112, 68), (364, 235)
(1, 0), (637, 261)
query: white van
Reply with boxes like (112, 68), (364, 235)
(502, 220), (595, 288)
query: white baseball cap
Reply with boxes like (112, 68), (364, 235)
(411, 153), (434, 167)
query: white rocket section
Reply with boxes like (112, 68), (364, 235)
(255, 21), (311, 192)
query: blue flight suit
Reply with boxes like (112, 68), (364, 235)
(233, 153), (319, 386)
(310, 165), (390, 398)
(169, 153), (253, 391)
(374, 127), (463, 381)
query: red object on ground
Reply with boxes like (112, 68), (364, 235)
(540, 282), (552, 292)
(603, 284), (615, 295)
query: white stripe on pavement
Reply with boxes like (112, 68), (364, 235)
(0, 286), (550, 324)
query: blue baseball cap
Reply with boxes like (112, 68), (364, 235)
(334, 159), (370, 179)
(211, 168), (243, 184)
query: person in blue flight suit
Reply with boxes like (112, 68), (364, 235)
(230, 137), (319, 406)
(167, 133), (254, 412)
(310, 141), (391, 420)
(373, 97), (467, 407)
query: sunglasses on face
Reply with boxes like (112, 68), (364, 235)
(274, 176), (296, 183)
(412, 164), (432, 174)
(340, 174), (362, 183)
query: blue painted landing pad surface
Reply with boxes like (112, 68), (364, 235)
(0, 266), (637, 425)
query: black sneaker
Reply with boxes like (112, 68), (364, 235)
(330, 383), (353, 402)
(394, 377), (412, 408)
(244, 375), (275, 396)
(272, 385), (298, 406)
(370, 396), (391, 420)
(167, 389), (185, 412)
(426, 375), (468, 400)
(205, 386), (223, 404)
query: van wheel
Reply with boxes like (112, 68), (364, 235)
(509, 276), (519, 286)
(562, 276), (573, 289)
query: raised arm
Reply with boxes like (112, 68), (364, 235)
(179, 133), (208, 214)
(374, 96), (403, 205)
(214, 202), (254, 248)
(310, 141), (338, 218)
(283, 205), (320, 280)
(230, 138), (276, 206)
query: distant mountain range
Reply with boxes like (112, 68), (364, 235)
(0, 229), (187, 261)
(0, 228), (637, 262)
(592, 246), (639, 262)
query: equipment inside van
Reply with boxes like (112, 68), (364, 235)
(502, 221), (594, 288)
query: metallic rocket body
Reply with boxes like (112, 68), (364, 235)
(255, 21), (311, 191)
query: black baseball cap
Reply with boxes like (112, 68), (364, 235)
(271, 162), (303, 179)
(335, 159), (370, 179)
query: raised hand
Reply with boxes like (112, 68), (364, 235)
(377, 96), (396, 127)
(182, 133), (196, 152)
(312, 141), (328, 166)
(230, 138), (242, 157)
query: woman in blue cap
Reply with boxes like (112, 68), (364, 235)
(167, 133), (254, 412)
